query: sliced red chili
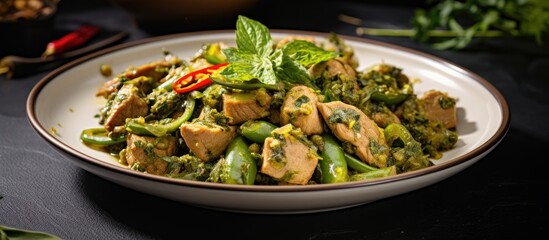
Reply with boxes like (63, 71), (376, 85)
(172, 63), (228, 94)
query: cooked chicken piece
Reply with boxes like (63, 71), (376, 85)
(361, 101), (401, 128)
(309, 59), (360, 105)
(125, 133), (178, 175)
(96, 78), (120, 99)
(420, 90), (457, 129)
(309, 58), (357, 82)
(371, 111), (401, 128)
(261, 124), (319, 185)
(96, 58), (181, 98)
(222, 89), (273, 125)
(179, 122), (236, 161)
(317, 101), (389, 168)
(280, 85), (323, 135)
(103, 84), (148, 132)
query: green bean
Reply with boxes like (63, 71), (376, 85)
(318, 133), (348, 183)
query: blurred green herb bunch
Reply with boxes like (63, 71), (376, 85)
(356, 0), (549, 50)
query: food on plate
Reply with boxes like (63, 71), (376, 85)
(81, 15), (459, 185)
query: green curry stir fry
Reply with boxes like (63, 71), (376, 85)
(81, 16), (459, 185)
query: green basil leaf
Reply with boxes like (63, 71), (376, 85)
(281, 40), (339, 67)
(235, 15), (273, 58)
(273, 52), (312, 86)
(221, 48), (277, 85)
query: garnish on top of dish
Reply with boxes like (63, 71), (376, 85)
(81, 15), (459, 185)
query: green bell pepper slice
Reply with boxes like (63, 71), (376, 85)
(126, 95), (195, 137)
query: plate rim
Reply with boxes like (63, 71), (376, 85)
(25, 29), (511, 193)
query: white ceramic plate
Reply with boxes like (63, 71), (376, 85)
(26, 30), (510, 214)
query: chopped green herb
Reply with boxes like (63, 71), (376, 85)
(328, 108), (361, 133)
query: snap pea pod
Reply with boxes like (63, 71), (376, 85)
(223, 136), (257, 185)
(349, 166), (397, 181)
(343, 152), (380, 173)
(240, 120), (277, 143)
(371, 92), (409, 106)
(318, 133), (348, 183)
(80, 127), (126, 146)
(126, 95), (195, 137)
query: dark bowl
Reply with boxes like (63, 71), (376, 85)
(0, 0), (58, 58)
(108, 0), (258, 34)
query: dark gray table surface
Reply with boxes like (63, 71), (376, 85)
(1, 0), (547, 239)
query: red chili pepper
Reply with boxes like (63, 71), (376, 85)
(41, 25), (100, 58)
(172, 63), (228, 94)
